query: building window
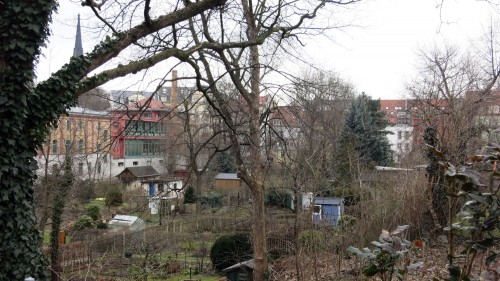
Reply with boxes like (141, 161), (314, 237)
(125, 139), (163, 156)
(97, 122), (101, 131)
(51, 140), (58, 154)
(66, 120), (71, 130)
(133, 161), (138, 166)
(404, 131), (410, 139)
(87, 162), (92, 173)
(143, 112), (152, 118)
(490, 105), (500, 114)
(78, 121), (83, 130)
(397, 143), (402, 150)
(102, 154), (107, 163)
(404, 143), (410, 152)
(78, 139), (84, 153)
(397, 131), (402, 140)
(78, 162), (83, 175)
(103, 130), (108, 140)
(65, 140), (72, 154)
(159, 159), (165, 164)
(96, 143), (101, 152)
(97, 162), (101, 174)
(118, 162), (124, 167)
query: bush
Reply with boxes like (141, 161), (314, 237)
(210, 233), (253, 271)
(96, 222), (108, 229)
(73, 179), (95, 202)
(86, 205), (100, 221)
(298, 229), (325, 249)
(338, 214), (357, 229)
(198, 192), (223, 208)
(74, 215), (95, 231)
(105, 186), (123, 207)
(265, 188), (286, 207)
(183, 186), (196, 204)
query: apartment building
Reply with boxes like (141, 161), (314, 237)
(37, 107), (112, 180)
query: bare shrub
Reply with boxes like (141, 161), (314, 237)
(351, 171), (428, 247)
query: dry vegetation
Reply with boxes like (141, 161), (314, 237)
(48, 167), (499, 281)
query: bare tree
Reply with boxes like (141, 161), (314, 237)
(77, 88), (110, 111)
(406, 34), (500, 231)
(180, 1), (361, 279)
(268, 70), (354, 279)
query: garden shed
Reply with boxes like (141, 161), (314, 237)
(214, 173), (250, 202)
(116, 166), (161, 195)
(312, 197), (344, 226)
(222, 259), (254, 281)
(107, 215), (145, 232)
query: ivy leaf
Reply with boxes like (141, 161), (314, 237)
(26, 46), (35, 55)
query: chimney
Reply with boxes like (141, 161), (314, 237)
(171, 70), (178, 106)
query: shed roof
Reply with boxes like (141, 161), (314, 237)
(116, 166), (160, 179)
(108, 215), (140, 226)
(222, 259), (255, 272)
(315, 197), (344, 205)
(215, 173), (240, 180)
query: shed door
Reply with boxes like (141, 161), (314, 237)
(312, 205), (321, 223)
(149, 182), (155, 197)
(322, 205), (340, 225)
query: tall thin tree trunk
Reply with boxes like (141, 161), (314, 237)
(427, 176), (442, 232)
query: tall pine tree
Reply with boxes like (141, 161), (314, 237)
(338, 93), (392, 168)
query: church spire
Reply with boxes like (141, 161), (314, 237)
(73, 14), (83, 57)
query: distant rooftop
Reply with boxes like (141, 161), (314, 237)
(215, 173), (240, 180)
(68, 106), (110, 117)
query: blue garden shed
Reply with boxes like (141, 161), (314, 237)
(312, 197), (344, 226)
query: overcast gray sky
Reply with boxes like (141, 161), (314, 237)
(36, 0), (499, 100)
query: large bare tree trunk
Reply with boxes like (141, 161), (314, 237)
(250, 184), (267, 281)
(243, 1), (268, 278)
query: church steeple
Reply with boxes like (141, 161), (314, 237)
(73, 14), (83, 57)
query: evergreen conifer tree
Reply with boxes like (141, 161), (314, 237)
(338, 93), (392, 168)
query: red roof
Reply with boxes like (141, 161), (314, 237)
(134, 98), (167, 109)
(272, 105), (305, 127)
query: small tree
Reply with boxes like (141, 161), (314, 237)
(183, 186), (197, 204)
(214, 151), (236, 173)
(85, 205), (100, 221)
(105, 186), (123, 207)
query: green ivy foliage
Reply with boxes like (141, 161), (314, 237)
(0, 1), (58, 279)
(49, 158), (74, 278)
(0, 1), (122, 279)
